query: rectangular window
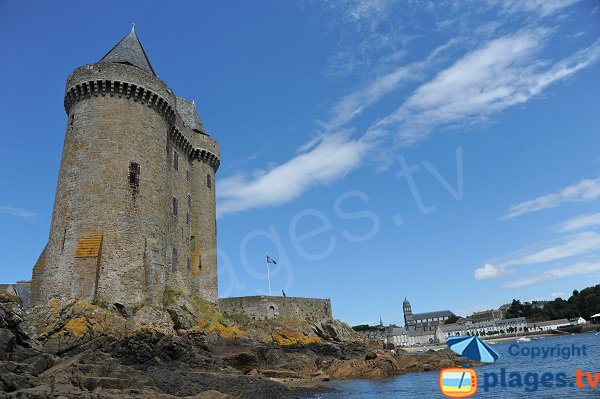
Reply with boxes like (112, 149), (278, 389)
(173, 150), (179, 170)
(172, 248), (178, 272)
(128, 162), (140, 190)
(207, 174), (211, 189)
(186, 170), (191, 182)
(172, 197), (178, 217)
(186, 212), (191, 226)
(187, 194), (192, 207)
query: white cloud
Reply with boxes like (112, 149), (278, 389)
(474, 232), (600, 280)
(497, 0), (582, 17)
(474, 263), (508, 280)
(502, 177), (600, 219)
(505, 261), (600, 288)
(369, 32), (600, 146)
(554, 212), (600, 232)
(551, 291), (565, 298)
(217, 132), (374, 217)
(0, 205), (37, 221)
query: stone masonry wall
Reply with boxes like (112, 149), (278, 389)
(218, 296), (333, 321)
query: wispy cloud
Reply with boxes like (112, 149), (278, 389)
(474, 231), (600, 280)
(322, 39), (460, 132)
(497, 0), (582, 17)
(219, 5), (600, 217)
(217, 132), (374, 217)
(554, 212), (600, 232)
(0, 205), (38, 221)
(370, 32), (600, 146)
(505, 261), (600, 288)
(502, 177), (600, 219)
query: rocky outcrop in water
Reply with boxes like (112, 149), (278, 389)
(1, 291), (469, 398)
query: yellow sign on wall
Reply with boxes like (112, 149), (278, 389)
(75, 232), (103, 258)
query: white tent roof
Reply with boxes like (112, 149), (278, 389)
(591, 313), (600, 318)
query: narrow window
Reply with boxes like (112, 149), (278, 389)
(187, 194), (192, 207)
(128, 162), (140, 190)
(173, 150), (179, 170)
(187, 258), (191, 271)
(172, 197), (178, 217)
(190, 236), (196, 250)
(186, 212), (191, 226)
(61, 228), (67, 251)
(69, 114), (74, 126)
(186, 170), (191, 182)
(172, 248), (178, 272)
(207, 174), (211, 189)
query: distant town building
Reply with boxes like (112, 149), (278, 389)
(527, 319), (571, 332)
(362, 322), (444, 347)
(530, 300), (550, 309)
(403, 298), (455, 332)
(470, 309), (504, 323)
(441, 317), (527, 339)
(498, 303), (511, 312)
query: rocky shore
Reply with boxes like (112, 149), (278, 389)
(0, 291), (470, 398)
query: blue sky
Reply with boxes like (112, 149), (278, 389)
(1, 1), (599, 326)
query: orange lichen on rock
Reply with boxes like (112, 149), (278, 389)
(63, 317), (89, 339)
(193, 320), (245, 339)
(272, 328), (321, 346)
(48, 298), (61, 317)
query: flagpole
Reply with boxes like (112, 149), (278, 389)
(267, 262), (272, 296)
(266, 252), (272, 296)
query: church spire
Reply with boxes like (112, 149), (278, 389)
(99, 27), (156, 75)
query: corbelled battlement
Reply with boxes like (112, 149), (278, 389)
(65, 63), (220, 171)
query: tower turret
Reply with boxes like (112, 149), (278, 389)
(30, 29), (220, 310)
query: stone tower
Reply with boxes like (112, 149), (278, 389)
(403, 298), (415, 329)
(30, 28), (220, 310)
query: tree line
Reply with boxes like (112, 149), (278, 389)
(504, 284), (600, 321)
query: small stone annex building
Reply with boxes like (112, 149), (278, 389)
(219, 296), (332, 321)
(30, 28), (220, 310)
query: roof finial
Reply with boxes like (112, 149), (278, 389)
(192, 99), (195, 105)
(131, 22), (135, 33)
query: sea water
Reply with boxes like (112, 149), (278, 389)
(313, 332), (600, 398)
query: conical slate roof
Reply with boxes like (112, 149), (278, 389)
(176, 97), (207, 134)
(99, 27), (156, 75)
